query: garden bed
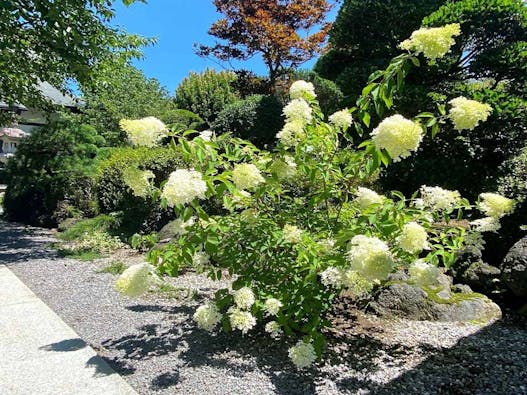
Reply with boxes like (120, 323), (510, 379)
(1, 220), (526, 394)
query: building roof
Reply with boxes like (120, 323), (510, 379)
(0, 127), (29, 138)
(0, 81), (80, 112)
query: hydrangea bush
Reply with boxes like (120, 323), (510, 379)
(115, 24), (515, 368)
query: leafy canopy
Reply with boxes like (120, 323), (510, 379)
(197, 0), (333, 85)
(0, 0), (149, 124)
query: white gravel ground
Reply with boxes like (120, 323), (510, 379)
(1, 220), (526, 395)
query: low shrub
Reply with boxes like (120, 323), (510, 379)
(96, 146), (184, 235)
(212, 95), (284, 146)
(3, 115), (103, 226)
(58, 214), (120, 241)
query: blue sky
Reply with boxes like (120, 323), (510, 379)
(111, 0), (338, 94)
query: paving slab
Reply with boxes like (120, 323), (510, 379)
(0, 264), (138, 395)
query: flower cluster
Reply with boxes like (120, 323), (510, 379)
(341, 270), (374, 296)
(119, 117), (166, 147)
(346, 235), (393, 281)
(289, 80), (316, 100)
(329, 109), (352, 129)
(233, 287), (255, 310)
(264, 298), (283, 316)
(320, 267), (343, 288)
(192, 250), (210, 268)
(408, 260), (440, 286)
(264, 321), (283, 339)
(448, 97), (492, 131)
(283, 224), (302, 244)
(400, 23), (461, 61)
(275, 120), (307, 147)
(228, 308), (256, 334)
(231, 163), (265, 190)
(479, 193), (515, 218)
(288, 340), (317, 369)
(161, 169), (207, 206)
(123, 168), (154, 198)
(416, 185), (461, 212)
(283, 98), (313, 125)
(470, 217), (501, 233)
(371, 114), (423, 162)
(193, 304), (222, 331)
(115, 263), (158, 297)
(270, 155), (297, 179)
(354, 187), (384, 210)
(397, 222), (429, 254)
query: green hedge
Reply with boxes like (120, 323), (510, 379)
(96, 146), (184, 235)
(212, 94), (284, 146)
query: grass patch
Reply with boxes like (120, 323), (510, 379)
(151, 283), (197, 300)
(58, 214), (119, 241)
(98, 261), (127, 275)
(58, 249), (103, 261)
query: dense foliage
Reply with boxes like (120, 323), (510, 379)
(212, 95), (284, 146)
(315, 0), (445, 104)
(3, 115), (104, 226)
(0, 0), (149, 125)
(81, 64), (176, 145)
(174, 69), (239, 125)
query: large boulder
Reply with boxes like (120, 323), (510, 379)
(501, 236), (527, 297)
(371, 282), (501, 323)
(459, 260), (502, 294)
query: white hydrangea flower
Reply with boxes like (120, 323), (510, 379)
(270, 155), (297, 179)
(228, 308), (256, 334)
(371, 114), (423, 162)
(341, 269), (373, 296)
(320, 267), (343, 288)
(198, 130), (213, 141)
(346, 235), (394, 281)
(399, 23), (461, 61)
(289, 80), (316, 100)
(408, 259), (441, 286)
(479, 193), (515, 218)
(264, 298), (283, 316)
(119, 116), (166, 147)
(264, 321), (283, 339)
(288, 340), (317, 369)
(448, 96), (492, 131)
(354, 187), (384, 209)
(418, 185), (462, 212)
(470, 217), (501, 233)
(318, 238), (336, 254)
(122, 168), (154, 198)
(193, 304), (222, 331)
(329, 109), (352, 129)
(231, 163), (265, 190)
(161, 169), (207, 206)
(397, 222), (429, 254)
(169, 216), (195, 236)
(115, 263), (158, 297)
(276, 120), (307, 147)
(233, 287), (255, 310)
(283, 224), (302, 244)
(192, 250), (210, 267)
(283, 98), (312, 124)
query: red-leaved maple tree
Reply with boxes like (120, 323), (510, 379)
(196, 0), (333, 86)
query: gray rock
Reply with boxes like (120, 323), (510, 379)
(157, 220), (183, 243)
(452, 284), (473, 294)
(501, 236), (527, 297)
(460, 260), (502, 294)
(371, 282), (501, 323)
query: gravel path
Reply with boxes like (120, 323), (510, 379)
(1, 220), (526, 395)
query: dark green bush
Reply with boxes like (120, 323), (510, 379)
(291, 70), (345, 116)
(96, 146), (184, 235)
(3, 115), (103, 226)
(174, 69), (239, 125)
(160, 109), (207, 131)
(212, 94), (284, 146)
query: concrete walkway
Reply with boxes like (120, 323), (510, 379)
(0, 264), (138, 395)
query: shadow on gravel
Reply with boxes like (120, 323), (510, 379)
(371, 319), (527, 395)
(0, 221), (57, 264)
